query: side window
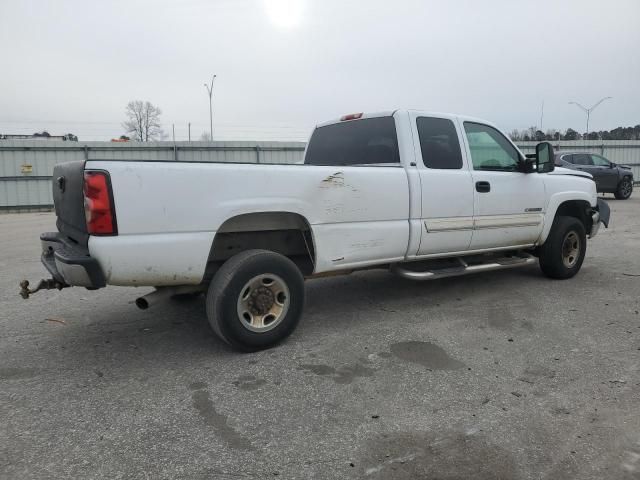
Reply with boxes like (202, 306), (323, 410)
(590, 154), (610, 166)
(464, 122), (521, 171)
(573, 154), (593, 166)
(305, 117), (400, 166)
(416, 117), (463, 169)
(563, 154), (575, 164)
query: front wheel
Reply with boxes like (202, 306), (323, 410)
(206, 250), (305, 352)
(539, 216), (587, 279)
(614, 177), (633, 200)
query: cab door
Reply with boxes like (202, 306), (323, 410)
(409, 113), (474, 256)
(460, 121), (545, 250)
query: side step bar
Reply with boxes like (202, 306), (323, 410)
(391, 253), (537, 281)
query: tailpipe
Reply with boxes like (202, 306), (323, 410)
(135, 285), (205, 310)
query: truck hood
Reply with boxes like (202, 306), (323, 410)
(548, 166), (593, 179)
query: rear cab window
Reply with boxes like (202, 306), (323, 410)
(305, 117), (400, 166)
(416, 117), (463, 169)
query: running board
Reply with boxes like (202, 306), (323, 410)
(391, 253), (537, 281)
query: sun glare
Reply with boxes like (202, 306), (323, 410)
(263, 0), (303, 29)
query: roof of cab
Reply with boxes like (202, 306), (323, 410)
(314, 109), (501, 132)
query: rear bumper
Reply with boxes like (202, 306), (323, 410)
(40, 232), (106, 288)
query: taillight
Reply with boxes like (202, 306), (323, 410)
(84, 171), (117, 235)
(340, 112), (363, 121)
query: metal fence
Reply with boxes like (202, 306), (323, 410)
(1, 139), (638, 211)
(0, 140), (306, 211)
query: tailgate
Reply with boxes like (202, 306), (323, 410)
(52, 160), (88, 246)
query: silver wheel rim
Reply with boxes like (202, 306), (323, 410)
(620, 180), (632, 197)
(562, 231), (580, 268)
(236, 274), (290, 333)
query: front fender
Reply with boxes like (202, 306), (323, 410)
(539, 191), (596, 244)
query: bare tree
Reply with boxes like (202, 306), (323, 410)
(199, 132), (212, 141)
(122, 100), (163, 141)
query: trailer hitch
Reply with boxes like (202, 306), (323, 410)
(19, 279), (67, 299)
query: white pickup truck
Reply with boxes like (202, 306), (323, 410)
(22, 110), (610, 351)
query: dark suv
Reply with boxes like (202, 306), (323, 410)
(555, 152), (634, 200)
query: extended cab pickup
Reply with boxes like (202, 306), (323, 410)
(22, 110), (610, 351)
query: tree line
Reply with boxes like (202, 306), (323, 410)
(509, 125), (640, 142)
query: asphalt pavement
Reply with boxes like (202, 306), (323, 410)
(1, 196), (639, 479)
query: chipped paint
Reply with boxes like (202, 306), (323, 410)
(321, 171), (345, 186)
(319, 171), (360, 192)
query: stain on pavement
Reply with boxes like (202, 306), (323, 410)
(190, 383), (254, 451)
(390, 341), (465, 370)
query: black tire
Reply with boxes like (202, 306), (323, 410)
(206, 249), (305, 352)
(539, 216), (586, 279)
(614, 177), (633, 200)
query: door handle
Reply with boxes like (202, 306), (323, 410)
(476, 181), (491, 193)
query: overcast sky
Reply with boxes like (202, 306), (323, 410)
(1, 0), (638, 141)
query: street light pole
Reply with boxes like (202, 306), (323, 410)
(204, 74), (217, 141)
(568, 97), (612, 137)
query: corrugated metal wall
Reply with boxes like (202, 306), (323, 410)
(0, 140), (306, 210)
(1, 139), (638, 211)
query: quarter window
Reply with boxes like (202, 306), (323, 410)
(305, 117), (400, 166)
(416, 117), (463, 169)
(464, 122), (521, 171)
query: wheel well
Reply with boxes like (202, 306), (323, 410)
(205, 212), (316, 280)
(554, 200), (592, 232)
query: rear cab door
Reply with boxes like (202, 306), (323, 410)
(407, 111), (474, 256)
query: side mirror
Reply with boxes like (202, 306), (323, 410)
(535, 142), (555, 173)
(610, 162), (616, 168)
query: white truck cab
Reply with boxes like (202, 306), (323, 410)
(22, 110), (610, 351)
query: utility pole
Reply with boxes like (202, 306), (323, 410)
(569, 97), (612, 138)
(188, 122), (191, 142)
(539, 100), (544, 133)
(204, 74), (217, 141)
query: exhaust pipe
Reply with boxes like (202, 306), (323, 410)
(135, 285), (205, 310)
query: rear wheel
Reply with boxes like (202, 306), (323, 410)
(206, 250), (305, 352)
(614, 177), (633, 200)
(539, 216), (586, 279)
